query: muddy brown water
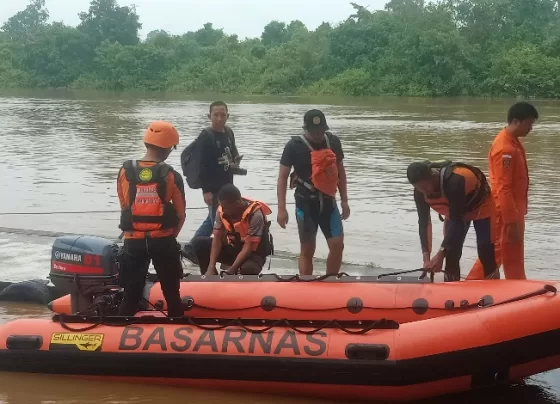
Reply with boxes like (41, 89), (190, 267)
(0, 90), (559, 403)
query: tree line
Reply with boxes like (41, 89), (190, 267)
(1, 0), (560, 97)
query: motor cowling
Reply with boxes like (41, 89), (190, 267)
(49, 235), (121, 314)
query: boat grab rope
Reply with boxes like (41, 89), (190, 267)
(55, 284), (557, 338)
(54, 313), (399, 336)
(268, 272), (352, 282)
(151, 284), (558, 313)
(178, 271), (430, 283)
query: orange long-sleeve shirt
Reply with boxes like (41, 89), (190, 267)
(488, 128), (529, 225)
(117, 161), (186, 239)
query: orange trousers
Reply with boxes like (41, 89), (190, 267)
(466, 213), (526, 280)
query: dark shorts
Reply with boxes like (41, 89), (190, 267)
(295, 196), (343, 243)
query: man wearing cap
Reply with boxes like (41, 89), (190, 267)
(277, 109), (350, 276)
(116, 120), (186, 317)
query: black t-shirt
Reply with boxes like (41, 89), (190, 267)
(199, 126), (239, 194)
(279, 132), (344, 200)
(280, 132), (344, 182)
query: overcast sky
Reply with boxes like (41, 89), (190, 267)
(1, 0), (387, 39)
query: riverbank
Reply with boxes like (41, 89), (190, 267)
(2, 1), (560, 98)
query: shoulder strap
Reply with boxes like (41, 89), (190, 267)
(123, 160), (138, 206)
(123, 160), (136, 183)
(299, 134), (330, 151)
(201, 127), (216, 143)
(324, 132), (332, 149)
(439, 166), (448, 201)
(299, 135), (317, 152)
(220, 211), (235, 232)
(155, 163), (172, 202)
(224, 126), (234, 139)
(242, 201), (261, 221)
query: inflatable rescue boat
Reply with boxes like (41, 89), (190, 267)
(0, 235), (559, 403)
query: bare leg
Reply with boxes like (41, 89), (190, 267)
(326, 236), (344, 275)
(299, 240), (316, 275)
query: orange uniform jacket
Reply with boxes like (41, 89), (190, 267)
(117, 161), (186, 239)
(489, 128), (529, 225)
(467, 127), (529, 280)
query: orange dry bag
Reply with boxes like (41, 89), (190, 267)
(300, 134), (339, 197)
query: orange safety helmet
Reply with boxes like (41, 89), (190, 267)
(143, 121), (179, 149)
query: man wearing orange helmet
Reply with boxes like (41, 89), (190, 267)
(116, 121), (186, 317)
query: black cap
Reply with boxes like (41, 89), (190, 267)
(304, 109), (329, 131)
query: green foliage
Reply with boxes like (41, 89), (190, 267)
(2, 0), (49, 40)
(78, 0), (141, 46)
(1, 0), (560, 97)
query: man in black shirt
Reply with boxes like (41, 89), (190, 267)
(182, 101), (241, 264)
(277, 109), (350, 276)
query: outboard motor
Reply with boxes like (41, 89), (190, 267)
(49, 235), (121, 314)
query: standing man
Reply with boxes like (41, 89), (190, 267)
(181, 101), (243, 263)
(117, 121), (186, 317)
(467, 102), (538, 280)
(277, 109), (350, 276)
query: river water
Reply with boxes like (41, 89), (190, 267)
(0, 90), (559, 403)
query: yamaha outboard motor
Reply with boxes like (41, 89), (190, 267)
(49, 235), (121, 314)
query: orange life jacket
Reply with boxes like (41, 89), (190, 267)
(218, 198), (273, 253)
(295, 134), (339, 197)
(119, 160), (179, 235)
(423, 162), (492, 221)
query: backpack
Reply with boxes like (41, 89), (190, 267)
(180, 126), (234, 189)
(291, 132), (339, 197)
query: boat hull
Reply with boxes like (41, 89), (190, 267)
(5, 282), (560, 402)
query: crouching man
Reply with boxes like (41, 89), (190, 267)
(191, 184), (273, 275)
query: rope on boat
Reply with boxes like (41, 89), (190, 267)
(53, 284), (557, 337)
(165, 285), (557, 313)
(268, 272), (352, 282)
(54, 313), (400, 335)
(52, 284), (557, 335)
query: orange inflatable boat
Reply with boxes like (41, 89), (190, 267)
(1, 282), (560, 403)
(1, 234), (557, 402)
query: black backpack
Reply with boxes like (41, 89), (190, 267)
(181, 126), (235, 189)
(180, 133), (206, 190)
